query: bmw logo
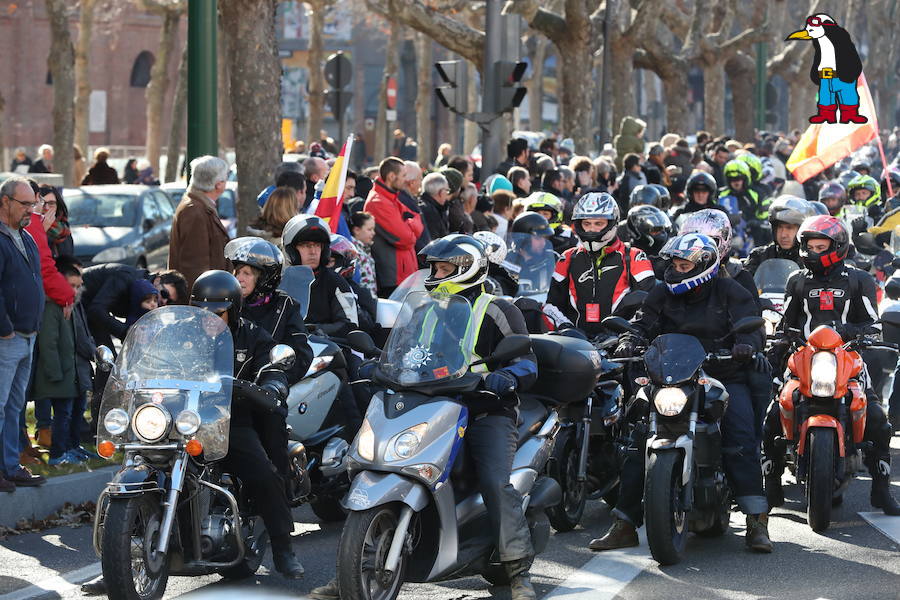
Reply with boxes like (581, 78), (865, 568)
(395, 402), (404, 411)
(299, 403), (308, 414)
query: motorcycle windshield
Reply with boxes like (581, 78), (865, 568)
(842, 204), (868, 235)
(643, 333), (707, 386)
(506, 234), (556, 297)
(388, 269), (428, 303)
(378, 291), (475, 387)
(98, 306), (234, 461)
(890, 225), (900, 256)
(753, 259), (799, 295)
(277, 265), (314, 319)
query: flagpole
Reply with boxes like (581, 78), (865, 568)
(860, 74), (893, 198)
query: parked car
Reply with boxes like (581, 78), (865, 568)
(65, 185), (176, 268)
(161, 181), (238, 238)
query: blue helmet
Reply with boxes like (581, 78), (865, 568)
(659, 233), (720, 295)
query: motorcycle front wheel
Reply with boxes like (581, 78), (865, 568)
(806, 427), (835, 532)
(644, 451), (687, 566)
(101, 495), (169, 600)
(546, 427), (587, 532)
(337, 502), (408, 600)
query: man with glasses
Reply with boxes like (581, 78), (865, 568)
(0, 176), (47, 492)
(418, 172), (452, 240)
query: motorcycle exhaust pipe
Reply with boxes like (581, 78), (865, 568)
(577, 398), (592, 482)
(383, 505), (414, 575)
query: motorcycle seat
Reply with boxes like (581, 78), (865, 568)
(517, 395), (548, 443)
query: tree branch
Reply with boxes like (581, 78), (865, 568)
(503, 0), (567, 44)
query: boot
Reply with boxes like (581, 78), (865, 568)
(504, 559), (536, 600)
(809, 104), (838, 124)
(307, 579), (339, 600)
(80, 576), (106, 595)
(839, 104), (868, 124)
(588, 518), (639, 551)
(272, 547), (304, 579)
(745, 514), (773, 553)
(762, 458), (784, 508)
(870, 461), (900, 515)
(19, 451), (42, 466)
(34, 427), (52, 448)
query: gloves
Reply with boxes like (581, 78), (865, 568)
(484, 369), (518, 396)
(357, 360), (376, 380)
(613, 341), (636, 359)
(752, 353), (772, 374)
(262, 380), (288, 403)
(731, 343), (755, 362)
(833, 323), (855, 341)
(851, 216), (868, 235)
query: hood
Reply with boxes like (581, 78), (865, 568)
(126, 278), (158, 326)
(71, 226), (138, 256)
(620, 116), (646, 137)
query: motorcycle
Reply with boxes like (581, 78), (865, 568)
(336, 291), (563, 600)
(774, 325), (897, 531)
(91, 305), (297, 600)
(603, 314), (764, 566)
(753, 258), (800, 338)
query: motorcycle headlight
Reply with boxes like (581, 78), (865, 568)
(810, 351), (837, 397)
(356, 418), (375, 461)
(132, 404), (171, 443)
(654, 387), (689, 417)
(174, 410), (201, 436)
(103, 408), (130, 436)
(387, 423), (428, 461)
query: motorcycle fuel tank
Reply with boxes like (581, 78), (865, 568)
(286, 371), (342, 441)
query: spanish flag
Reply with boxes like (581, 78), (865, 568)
(786, 74), (878, 183)
(310, 134), (354, 236)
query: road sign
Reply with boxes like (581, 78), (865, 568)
(386, 77), (398, 110)
(325, 89), (353, 118)
(324, 52), (352, 90)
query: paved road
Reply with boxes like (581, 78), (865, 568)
(2, 438), (898, 600)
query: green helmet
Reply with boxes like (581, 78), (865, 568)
(724, 159), (751, 185)
(847, 174), (881, 207)
(524, 192), (563, 227)
(735, 153), (763, 184)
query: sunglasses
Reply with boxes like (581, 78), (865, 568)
(806, 16), (834, 27)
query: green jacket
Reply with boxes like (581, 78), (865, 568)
(33, 301), (78, 400)
(613, 116), (646, 171)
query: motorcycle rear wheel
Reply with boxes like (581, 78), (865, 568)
(337, 503), (408, 600)
(101, 495), (169, 600)
(546, 427), (586, 532)
(644, 451), (687, 566)
(806, 427), (835, 532)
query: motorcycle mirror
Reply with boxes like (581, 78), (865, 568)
(95, 346), (114, 372)
(879, 311), (900, 327)
(269, 344), (296, 369)
(347, 330), (380, 357)
(854, 233), (881, 255)
(472, 334), (531, 368)
(601, 316), (637, 335)
(731, 316), (765, 335)
(892, 257), (900, 270)
(886, 277), (900, 301)
(613, 290), (648, 317)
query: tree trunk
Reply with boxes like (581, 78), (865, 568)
(45, 0), (75, 186)
(610, 41), (635, 138)
(414, 32), (433, 168)
(306, 0), (327, 143)
(726, 52), (755, 142)
(789, 80), (814, 132)
(145, 9), (180, 177)
(557, 40), (593, 154)
(164, 42), (188, 183)
(528, 36), (547, 132)
(463, 60), (479, 157)
(375, 21), (400, 161)
(217, 10), (234, 150)
(219, 0), (282, 234)
(702, 61), (726, 137)
(73, 0), (95, 156)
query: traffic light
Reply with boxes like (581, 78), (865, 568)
(434, 60), (462, 113)
(495, 60), (527, 113)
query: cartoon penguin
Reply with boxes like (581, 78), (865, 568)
(786, 13), (866, 125)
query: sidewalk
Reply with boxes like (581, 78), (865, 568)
(0, 467), (116, 529)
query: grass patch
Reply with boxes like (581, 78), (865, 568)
(23, 403), (119, 478)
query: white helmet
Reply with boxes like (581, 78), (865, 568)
(473, 231), (508, 265)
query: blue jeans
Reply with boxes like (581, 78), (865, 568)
(722, 382), (768, 515)
(47, 398), (75, 459)
(818, 77), (859, 106)
(0, 334), (36, 476)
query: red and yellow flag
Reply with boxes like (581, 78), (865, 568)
(311, 135), (354, 233)
(786, 74), (879, 183)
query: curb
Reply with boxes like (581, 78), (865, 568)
(0, 466), (117, 528)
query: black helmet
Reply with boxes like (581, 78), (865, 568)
(224, 237), (284, 298)
(418, 234), (488, 294)
(648, 183), (672, 211)
(767, 196), (815, 228)
(850, 159), (870, 174)
(837, 169), (860, 190)
(572, 192), (620, 252)
(809, 201), (830, 216)
(625, 205), (671, 255)
(628, 184), (662, 210)
(282, 214), (331, 268)
(511, 211), (554, 237)
(190, 270), (243, 331)
(329, 233), (359, 278)
(798, 215), (850, 275)
(685, 171), (717, 204)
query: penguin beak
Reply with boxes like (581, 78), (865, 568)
(786, 29), (812, 40)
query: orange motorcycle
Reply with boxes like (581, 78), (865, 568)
(776, 325), (893, 531)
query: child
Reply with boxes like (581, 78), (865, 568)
(349, 211), (377, 300)
(125, 279), (160, 329)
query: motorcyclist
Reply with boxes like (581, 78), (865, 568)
(671, 171), (724, 226)
(718, 159), (769, 257)
(543, 192), (656, 338)
(736, 152), (774, 202)
(762, 216), (900, 515)
(523, 191), (577, 253)
(648, 183), (673, 213)
(847, 174), (883, 219)
(282, 214), (358, 338)
(744, 196), (816, 275)
(817, 180), (848, 217)
(624, 205), (672, 278)
(309, 234), (540, 600)
(507, 211), (558, 295)
(328, 233), (379, 336)
(592, 233), (773, 553)
(473, 230), (518, 297)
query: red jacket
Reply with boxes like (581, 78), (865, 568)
(364, 178), (424, 291)
(25, 214), (75, 308)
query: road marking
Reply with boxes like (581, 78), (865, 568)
(544, 530), (651, 600)
(860, 512), (900, 546)
(0, 562), (100, 600)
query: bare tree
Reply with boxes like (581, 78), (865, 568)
(164, 42), (188, 183)
(306, 0), (334, 144)
(73, 0), (97, 156)
(606, 0), (658, 136)
(45, 0), (75, 186)
(525, 35), (549, 132)
(375, 21), (401, 162)
(219, 0), (283, 233)
(415, 31), (433, 167)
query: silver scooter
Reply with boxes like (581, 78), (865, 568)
(336, 292), (562, 600)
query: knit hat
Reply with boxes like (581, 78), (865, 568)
(441, 167), (464, 195)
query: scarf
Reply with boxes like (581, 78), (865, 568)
(46, 217), (71, 248)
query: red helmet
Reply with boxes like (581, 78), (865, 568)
(797, 215), (849, 274)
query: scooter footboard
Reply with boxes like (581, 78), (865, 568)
(342, 471), (430, 512)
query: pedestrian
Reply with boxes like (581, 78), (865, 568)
(613, 116), (645, 171)
(491, 189), (515, 240)
(363, 157), (424, 297)
(251, 187), (299, 245)
(616, 153), (648, 210)
(123, 158), (139, 184)
(72, 145), (87, 186)
(456, 183), (478, 234)
(435, 142), (452, 168)
(508, 166), (532, 198)
(168, 155), (232, 289)
(29, 145), (53, 174)
(257, 163), (305, 209)
(80, 148), (120, 185)
(0, 176), (47, 491)
(418, 172), (451, 240)
(495, 137), (530, 177)
(447, 155), (474, 186)
(302, 156), (328, 211)
(135, 159), (159, 185)
(349, 211), (377, 300)
(10, 148), (32, 174)
(37, 186), (73, 259)
(124, 279), (160, 329)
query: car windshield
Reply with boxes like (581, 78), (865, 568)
(67, 193), (139, 228)
(218, 190), (236, 219)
